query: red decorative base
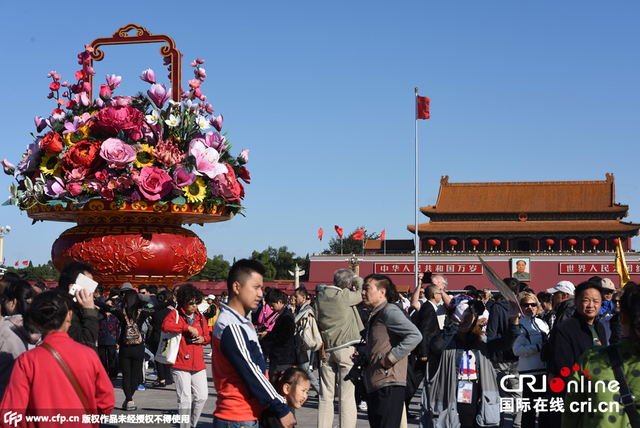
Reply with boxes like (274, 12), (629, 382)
(28, 200), (231, 290)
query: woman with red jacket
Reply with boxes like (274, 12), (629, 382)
(162, 284), (211, 428)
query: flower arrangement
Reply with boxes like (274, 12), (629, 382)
(2, 45), (250, 216)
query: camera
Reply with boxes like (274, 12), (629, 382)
(344, 353), (368, 383)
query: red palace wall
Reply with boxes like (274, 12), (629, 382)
(309, 254), (640, 293)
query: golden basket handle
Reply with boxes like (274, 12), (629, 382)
(86, 24), (182, 103)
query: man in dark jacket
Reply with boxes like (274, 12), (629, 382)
(487, 278), (522, 428)
(545, 280), (575, 330)
(546, 280), (607, 428)
(258, 289), (296, 386)
(57, 260), (100, 350)
(405, 284), (442, 416)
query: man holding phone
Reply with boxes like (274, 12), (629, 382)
(57, 260), (100, 350)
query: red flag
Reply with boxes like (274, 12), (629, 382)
(334, 225), (343, 239)
(417, 95), (430, 120)
(381, 229), (386, 241)
(352, 229), (365, 241)
(14, 261), (18, 266)
(318, 228), (323, 240)
(22, 261), (29, 266)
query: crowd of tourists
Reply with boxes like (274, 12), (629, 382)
(0, 259), (639, 428)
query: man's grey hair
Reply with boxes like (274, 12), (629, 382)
(433, 274), (448, 287)
(333, 269), (354, 289)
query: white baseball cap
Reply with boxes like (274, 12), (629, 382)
(207, 294), (215, 300)
(547, 281), (575, 295)
(600, 278), (615, 290)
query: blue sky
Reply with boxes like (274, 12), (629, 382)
(1, 1), (639, 267)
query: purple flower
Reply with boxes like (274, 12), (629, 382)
(34, 117), (47, 133)
(17, 141), (40, 176)
(106, 74), (121, 89)
(44, 177), (65, 198)
(209, 114), (223, 132)
(1, 159), (15, 176)
(173, 167), (197, 187)
(147, 84), (170, 109)
(140, 69), (156, 84)
(204, 131), (227, 152)
(63, 117), (81, 135)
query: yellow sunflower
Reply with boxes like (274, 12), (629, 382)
(62, 125), (90, 146)
(39, 152), (62, 176)
(183, 177), (207, 203)
(133, 144), (155, 168)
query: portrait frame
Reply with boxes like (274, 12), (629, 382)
(510, 257), (531, 282)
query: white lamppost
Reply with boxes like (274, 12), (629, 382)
(0, 225), (11, 267)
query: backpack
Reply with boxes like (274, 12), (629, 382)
(123, 309), (143, 345)
(297, 310), (323, 352)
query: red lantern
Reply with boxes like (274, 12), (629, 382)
(613, 238), (619, 245)
(568, 238), (577, 251)
(449, 239), (458, 250)
(427, 239), (436, 251)
(590, 238), (599, 250)
(492, 239), (501, 251)
(470, 239), (479, 251)
(545, 238), (554, 251)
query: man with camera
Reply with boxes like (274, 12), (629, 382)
(316, 269), (364, 428)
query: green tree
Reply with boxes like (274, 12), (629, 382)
(190, 255), (230, 281)
(7, 260), (60, 282)
(322, 227), (380, 255)
(250, 246), (310, 282)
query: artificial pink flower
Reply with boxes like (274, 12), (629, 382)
(99, 138), (137, 169)
(136, 166), (173, 201)
(173, 167), (197, 187)
(238, 149), (249, 164)
(106, 74), (121, 89)
(189, 140), (228, 179)
(1, 159), (15, 176)
(147, 84), (170, 109)
(65, 167), (87, 182)
(209, 114), (223, 132)
(66, 182), (83, 197)
(140, 69), (156, 84)
(99, 84), (111, 100)
(49, 82), (61, 91)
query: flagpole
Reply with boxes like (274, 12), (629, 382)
(384, 229), (387, 255)
(414, 87), (419, 292)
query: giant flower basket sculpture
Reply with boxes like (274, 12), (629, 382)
(2, 24), (250, 289)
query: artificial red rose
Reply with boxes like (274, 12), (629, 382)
(91, 105), (144, 140)
(136, 166), (173, 201)
(214, 162), (244, 202)
(40, 132), (64, 154)
(61, 140), (104, 176)
(239, 166), (251, 184)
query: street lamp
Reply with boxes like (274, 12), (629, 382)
(0, 225), (11, 267)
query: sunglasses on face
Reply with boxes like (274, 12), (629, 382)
(522, 303), (537, 308)
(612, 300), (621, 304)
(603, 290), (614, 294)
(187, 301), (198, 306)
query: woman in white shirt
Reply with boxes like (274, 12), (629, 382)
(513, 291), (550, 428)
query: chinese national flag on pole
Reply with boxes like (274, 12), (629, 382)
(335, 225), (343, 239)
(417, 95), (430, 119)
(318, 228), (323, 240)
(615, 238), (631, 286)
(352, 229), (365, 241)
(22, 261), (29, 266)
(381, 229), (386, 241)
